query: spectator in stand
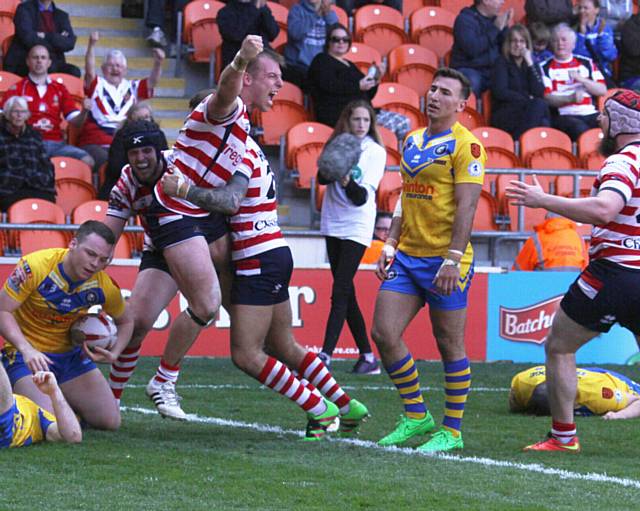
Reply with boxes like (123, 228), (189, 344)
(218, 0), (280, 70)
(317, 100), (386, 375)
(512, 212), (589, 272)
(307, 23), (384, 127)
(77, 31), (164, 177)
(541, 23), (606, 141)
(529, 22), (554, 65)
(361, 211), (392, 264)
(4, 0), (80, 78)
(450, 0), (513, 99)
(598, 0), (633, 34)
(283, 0), (338, 88)
(573, 0), (618, 88)
(525, 0), (574, 28)
(145, 0), (191, 48)
(619, 11), (640, 91)
(491, 24), (550, 139)
(0, 96), (55, 211)
(336, 0), (402, 16)
(98, 103), (168, 200)
(1, 45), (93, 168)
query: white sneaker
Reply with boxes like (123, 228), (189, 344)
(145, 378), (188, 421)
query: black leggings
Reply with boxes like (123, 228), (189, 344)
(321, 236), (372, 357)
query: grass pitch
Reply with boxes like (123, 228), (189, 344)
(2, 358), (639, 511)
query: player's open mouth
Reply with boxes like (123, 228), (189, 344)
(268, 91), (278, 101)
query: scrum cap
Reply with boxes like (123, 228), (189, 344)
(605, 89), (640, 139)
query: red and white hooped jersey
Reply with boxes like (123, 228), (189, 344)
(77, 76), (152, 146)
(229, 136), (286, 261)
(153, 95), (251, 217)
(1, 76), (79, 142)
(106, 152), (170, 251)
(589, 142), (640, 268)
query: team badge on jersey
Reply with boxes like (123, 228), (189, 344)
(470, 143), (481, 158)
(467, 160), (482, 177)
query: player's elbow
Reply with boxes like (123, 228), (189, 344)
(65, 428), (83, 444)
(592, 202), (620, 225)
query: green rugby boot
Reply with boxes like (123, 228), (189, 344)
(417, 428), (464, 453)
(303, 400), (339, 441)
(338, 399), (369, 436)
(378, 412), (435, 447)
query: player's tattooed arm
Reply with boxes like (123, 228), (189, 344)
(185, 173), (250, 215)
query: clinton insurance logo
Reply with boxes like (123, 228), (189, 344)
(499, 295), (562, 345)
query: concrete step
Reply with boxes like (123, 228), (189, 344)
(150, 97), (189, 111)
(71, 16), (142, 31)
(153, 117), (184, 130)
(69, 36), (152, 58)
(66, 55), (176, 74)
(60, 2), (122, 18)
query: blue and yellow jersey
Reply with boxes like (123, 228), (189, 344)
(0, 395), (56, 448)
(2, 248), (126, 354)
(398, 122), (486, 261)
(511, 366), (640, 415)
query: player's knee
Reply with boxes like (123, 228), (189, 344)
(91, 412), (121, 431)
(188, 295), (221, 326)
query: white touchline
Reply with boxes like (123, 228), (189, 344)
(124, 384), (509, 392)
(122, 406), (640, 490)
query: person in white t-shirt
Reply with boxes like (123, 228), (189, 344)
(317, 100), (386, 374)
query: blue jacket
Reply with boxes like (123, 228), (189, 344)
(574, 17), (618, 78)
(450, 6), (506, 71)
(284, 0), (338, 71)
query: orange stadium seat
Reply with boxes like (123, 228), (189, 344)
(56, 179), (97, 217)
(520, 127), (577, 169)
(51, 157), (93, 185)
(72, 201), (134, 258)
(182, 0), (225, 84)
(378, 125), (401, 167)
(403, 0), (427, 18)
(472, 190), (500, 231)
(439, 0), (472, 16)
(471, 127), (520, 194)
(0, 0), (17, 52)
(577, 127), (605, 170)
(344, 42), (383, 75)
(49, 73), (84, 104)
(471, 126), (515, 153)
(506, 201), (548, 232)
(332, 5), (349, 27)
(376, 170), (402, 212)
(7, 199), (68, 253)
(457, 107), (485, 130)
(0, 70), (20, 100)
(388, 44), (438, 97)
(503, 0), (526, 23)
(354, 4), (409, 57)
(410, 7), (456, 60)
(286, 122), (332, 188)
(266, 2), (288, 50)
(254, 81), (308, 146)
(372, 82), (425, 132)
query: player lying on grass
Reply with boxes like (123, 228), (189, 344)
(1, 359), (82, 448)
(509, 365), (640, 419)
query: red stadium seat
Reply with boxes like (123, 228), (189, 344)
(410, 7), (456, 60)
(388, 44), (438, 97)
(354, 4), (409, 57)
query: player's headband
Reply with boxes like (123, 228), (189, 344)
(605, 89), (640, 139)
(123, 131), (163, 153)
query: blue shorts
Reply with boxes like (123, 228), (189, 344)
(139, 250), (172, 275)
(379, 250), (474, 310)
(561, 259), (640, 334)
(0, 400), (17, 448)
(231, 247), (292, 306)
(145, 198), (228, 250)
(1, 347), (96, 386)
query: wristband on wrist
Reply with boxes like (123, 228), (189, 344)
(382, 243), (395, 260)
(385, 237), (398, 249)
(231, 54), (248, 72)
(177, 181), (190, 199)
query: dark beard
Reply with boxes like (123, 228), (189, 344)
(598, 136), (617, 157)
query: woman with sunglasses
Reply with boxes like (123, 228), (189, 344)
(307, 23), (385, 127)
(317, 99), (386, 374)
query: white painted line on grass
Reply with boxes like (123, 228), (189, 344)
(125, 384), (508, 392)
(122, 405), (640, 490)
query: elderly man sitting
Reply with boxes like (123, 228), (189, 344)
(540, 23), (607, 141)
(0, 96), (56, 211)
(76, 31), (165, 174)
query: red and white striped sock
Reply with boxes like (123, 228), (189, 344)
(152, 358), (180, 386)
(551, 420), (577, 444)
(109, 346), (141, 403)
(258, 357), (325, 416)
(299, 352), (351, 414)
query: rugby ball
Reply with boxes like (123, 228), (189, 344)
(70, 312), (117, 351)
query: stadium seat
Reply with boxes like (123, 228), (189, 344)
(266, 1), (288, 50)
(503, 0), (526, 23)
(472, 190), (500, 231)
(0, 0), (17, 55)
(344, 42), (383, 75)
(378, 125), (401, 167)
(387, 44), (438, 97)
(71, 200), (135, 258)
(332, 5), (349, 27)
(49, 73), (84, 104)
(471, 126), (515, 153)
(597, 87), (625, 111)
(457, 107), (485, 130)
(372, 82), (425, 132)
(253, 81), (308, 146)
(403, 0), (427, 19)
(376, 170), (403, 212)
(471, 128), (520, 194)
(410, 7), (456, 60)
(286, 122), (332, 189)
(577, 128), (605, 170)
(7, 199), (68, 253)
(506, 201), (548, 232)
(182, 0), (225, 85)
(56, 179), (97, 217)
(52, 157), (93, 185)
(0, 70), (20, 101)
(312, 177), (326, 214)
(354, 4), (409, 57)
(519, 127), (577, 170)
(439, 0), (472, 16)
(555, 174), (596, 198)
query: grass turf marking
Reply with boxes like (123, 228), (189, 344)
(125, 384), (509, 392)
(122, 405), (640, 490)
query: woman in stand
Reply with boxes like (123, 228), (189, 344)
(490, 24), (550, 139)
(317, 100), (386, 374)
